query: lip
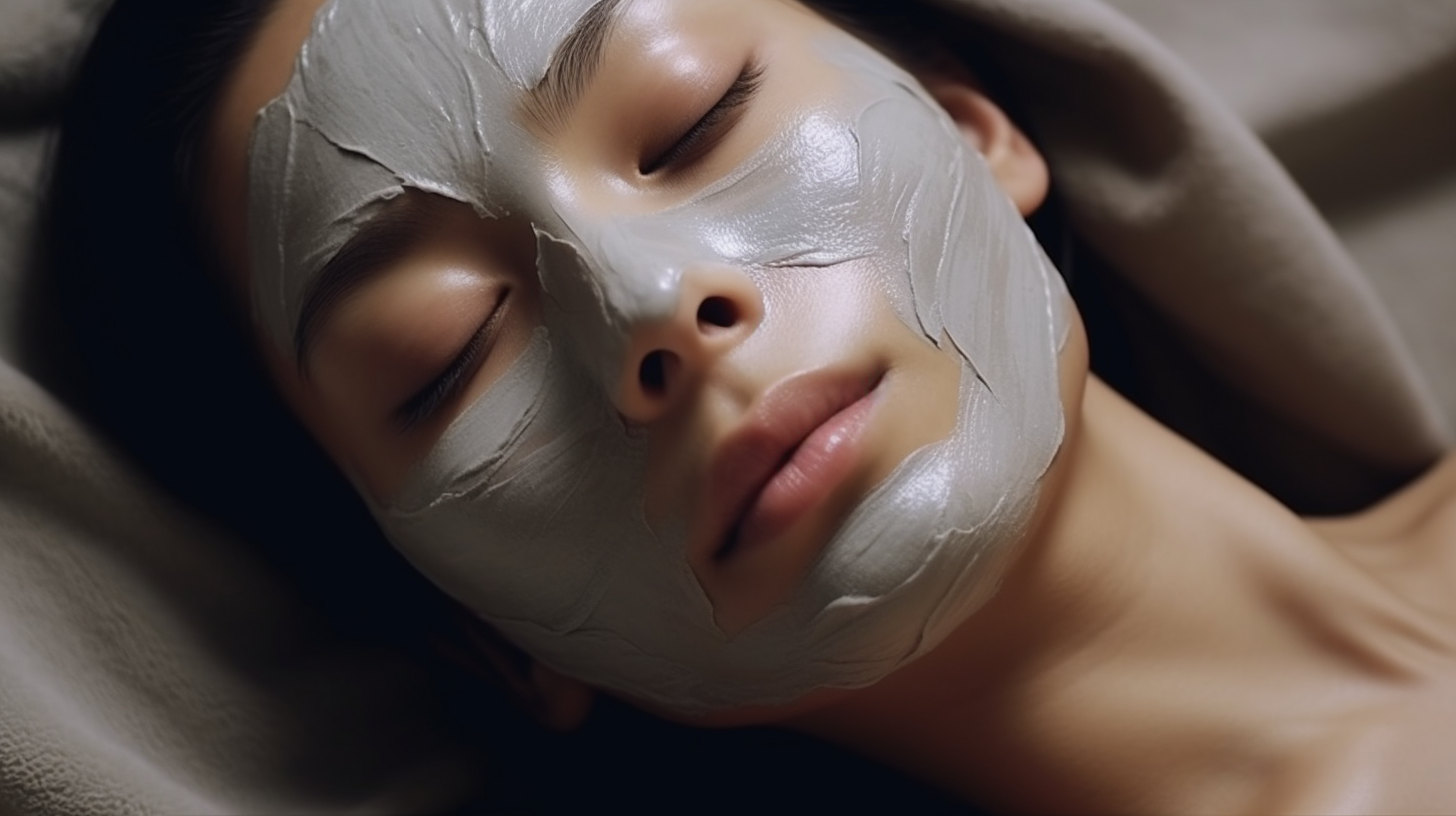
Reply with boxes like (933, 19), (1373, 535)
(706, 367), (883, 562)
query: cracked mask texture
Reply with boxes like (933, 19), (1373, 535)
(248, 0), (1069, 712)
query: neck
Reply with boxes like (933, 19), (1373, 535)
(789, 376), (1445, 813)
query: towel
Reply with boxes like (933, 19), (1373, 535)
(1, 0), (1452, 813)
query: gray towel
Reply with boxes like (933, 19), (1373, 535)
(1, 1), (1452, 813)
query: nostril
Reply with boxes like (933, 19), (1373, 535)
(696, 296), (739, 331)
(639, 350), (678, 395)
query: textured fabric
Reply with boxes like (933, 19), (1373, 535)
(0, 0), (107, 120)
(927, 0), (1450, 505)
(1, 5), (480, 812)
(0, 0), (1453, 813)
(1109, 0), (1456, 453)
(0, 363), (475, 815)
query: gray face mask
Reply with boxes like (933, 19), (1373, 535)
(249, 0), (1069, 713)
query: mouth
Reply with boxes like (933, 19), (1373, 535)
(707, 367), (884, 563)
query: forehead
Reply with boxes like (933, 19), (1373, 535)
(208, 0), (605, 293)
(238, 0), (845, 355)
(244, 0), (612, 353)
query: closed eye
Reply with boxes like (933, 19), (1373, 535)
(393, 287), (511, 432)
(640, 62), (764, 176)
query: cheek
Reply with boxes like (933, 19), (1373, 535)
(752, 265), (897, 367)
(640, 408), (714, 531)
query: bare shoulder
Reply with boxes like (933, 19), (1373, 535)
(1265, 694), (1456, 816)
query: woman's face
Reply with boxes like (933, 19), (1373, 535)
(209, 0), (1077, 712)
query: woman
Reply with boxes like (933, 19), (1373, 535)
(50, 0), (1456, 811)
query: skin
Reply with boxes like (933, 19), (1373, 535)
(208, 0), (1456, 812)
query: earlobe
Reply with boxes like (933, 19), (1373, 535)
(925, 80), (1049, 216)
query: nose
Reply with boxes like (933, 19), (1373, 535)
(615, 265), (763, 425)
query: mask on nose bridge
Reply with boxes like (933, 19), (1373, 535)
(540, 100), (883, 389)
(533, 220), (687, 395)
(247, 0), (1069, 713)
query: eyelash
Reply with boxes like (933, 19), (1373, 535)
(393, 288), (510, 432)
(641, 62), (764, 175)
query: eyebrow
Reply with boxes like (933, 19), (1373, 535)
(293, 194), (436, 374)
(292, 3), (625, 371)
(522, 0), (625, 133)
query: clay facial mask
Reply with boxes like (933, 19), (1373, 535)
(249, 0), (1069, 712)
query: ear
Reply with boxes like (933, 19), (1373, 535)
(923, 79), (1049, 216)
(435, 604), (596, 732)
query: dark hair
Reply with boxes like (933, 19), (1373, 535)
(45, 0), (461, 656)
(49, 0), (270, 496)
